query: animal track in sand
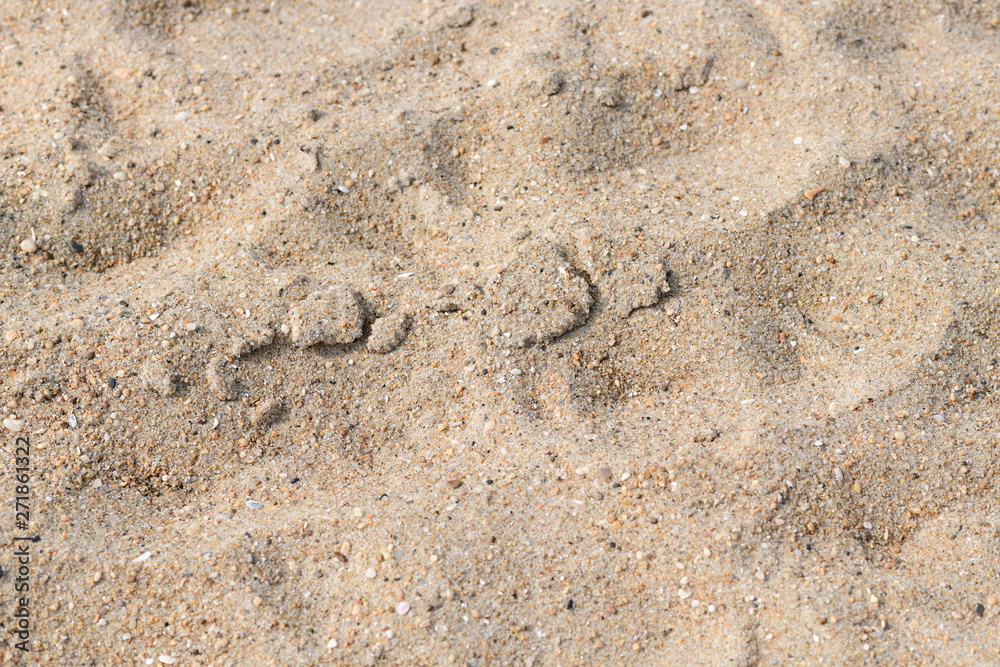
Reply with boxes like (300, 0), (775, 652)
(1, 0), (986, 522)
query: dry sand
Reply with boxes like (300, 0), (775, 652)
(1, 0), (1000, 664)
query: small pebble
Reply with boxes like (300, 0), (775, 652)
(246, 500), (263, 509)
(839, 156), (851, 168)
(19, 239), (38, 254)
(597, 467), (613, 482)
(396, 601), (411, 615)
(108, 378), (117, 389)
(158, 657), (178, 665)
(68, 414), (78, 428)
(805, 186), (825, 201)
(2, 418), (25, 432)
(69, 239), (84, 253)
(365, 567), (377, 579)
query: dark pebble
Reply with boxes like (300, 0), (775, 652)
(85, 350), (95, 360)
(69, 240), (84, 253)
(567, 599), (574, 610)
(108, 378), (117, 388)
(973, 603), (985, 617)
(290, 477), (300, 484)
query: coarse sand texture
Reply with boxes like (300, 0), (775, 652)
(1, 0), (999, 664)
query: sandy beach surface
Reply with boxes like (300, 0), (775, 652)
(1, 0), (999, 664)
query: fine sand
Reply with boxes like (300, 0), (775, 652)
(1, 0), (999, 664)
